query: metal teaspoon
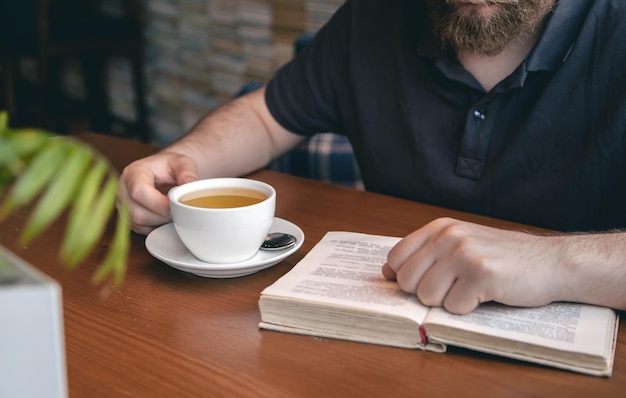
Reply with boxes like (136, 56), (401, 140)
(260, 233), (297, 250)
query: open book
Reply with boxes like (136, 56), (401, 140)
(259, 232), (619, 377)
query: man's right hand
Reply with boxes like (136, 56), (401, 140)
(117, 151), (199, 235)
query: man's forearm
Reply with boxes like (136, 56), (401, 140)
(162, 87), (304, 179)
(557, 231), (626, 310)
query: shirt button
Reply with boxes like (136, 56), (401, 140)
(473, 110), (486, 121)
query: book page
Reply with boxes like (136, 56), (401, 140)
(425, 302), (615, 356)
(261, 231), (431, 325)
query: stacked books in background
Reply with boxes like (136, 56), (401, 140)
(61, 0), (344, 145)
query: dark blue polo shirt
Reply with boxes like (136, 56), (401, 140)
(265, 0), (626, 232)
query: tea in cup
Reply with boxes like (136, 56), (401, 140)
(168, 178), (276, 263)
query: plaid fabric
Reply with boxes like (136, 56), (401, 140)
(268, 133), (364, 189)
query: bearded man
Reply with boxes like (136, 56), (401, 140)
(119, 1), (626, 315)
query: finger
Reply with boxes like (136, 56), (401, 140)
(414, 259), (457, 308)
(127, 199), (171, 234)
(386, 228), (430, 273)
(166, 153), (199, 185)
(441, 278), (484, 315)
(132, 222), (159, 236)
(120, 167), (172, 235)
(391, 218), (458, 295)
(386, 218), (456, 272)
(125, 170), (171, 216)
(381, 263), (397, 280)
(395, 249), (436, 295)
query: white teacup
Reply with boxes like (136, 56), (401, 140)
(168, 178), (276, 263)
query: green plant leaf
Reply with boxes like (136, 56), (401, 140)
(0, 111), (51, 174)
(0, 112), (16, 194)
(19, 141), (92, 244)
(0, 111), (8, 133)
(0, 135), (25, 177)
(61, 175), (118, 267)
(6, 128), (52, 159)
(0, 139), (68, 221)
(92, 203), (130, 286)
(60, 157), (109, 267)
(0, 112), (130, 287)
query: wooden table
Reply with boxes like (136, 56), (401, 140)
(1, 133), (624, 397)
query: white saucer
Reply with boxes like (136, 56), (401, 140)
(145, 217), (304, 278)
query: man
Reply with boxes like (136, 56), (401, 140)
(119, 0), (626, 314)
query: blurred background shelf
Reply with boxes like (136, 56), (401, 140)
(0, 0), (149, 141)
(0, 0), (343, 145)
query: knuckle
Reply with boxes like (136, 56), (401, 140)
(440, 222), (468, 240)
(126, 180), (146, 202)
(431, 222), (469, 249)
(465, 254), (497, 279)
(449, 239), (475, 261)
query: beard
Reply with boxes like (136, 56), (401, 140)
(425, 0), (556, 56)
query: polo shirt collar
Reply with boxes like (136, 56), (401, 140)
(526, 0), (593, 71)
